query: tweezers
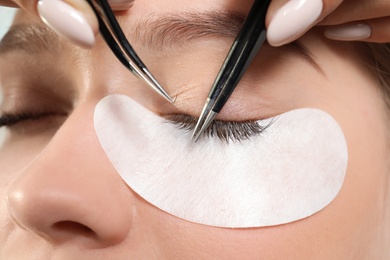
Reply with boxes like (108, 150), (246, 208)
(192, 0), (271, 141)
(86, 0), (173, 103)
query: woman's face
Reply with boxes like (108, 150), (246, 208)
(0, 0), (389, 259)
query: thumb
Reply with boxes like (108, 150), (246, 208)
(11, 0), (99, 48)
(12, 0), (134, 48)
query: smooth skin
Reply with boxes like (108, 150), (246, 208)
(0, 0), (390, 259)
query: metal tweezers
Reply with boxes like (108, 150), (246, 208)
(86, 0), (173, 103)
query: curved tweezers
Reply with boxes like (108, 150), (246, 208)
(86, 0), (173, 103)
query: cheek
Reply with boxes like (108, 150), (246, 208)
(94, 94), (348, 228)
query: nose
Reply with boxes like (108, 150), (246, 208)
(6, 108), (134, 248)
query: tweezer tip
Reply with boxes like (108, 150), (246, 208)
(142, 68), (174, 103)
(162, 91), (175, 103)
(194, 111), (217, 142)
(191, 129), (202, 143)
(192, 130), (203, 143)
(192, 100), (210, 141)
(192, 99), (217, 142)
(191, 124), (202, 142)
(151, 81), (174, 103)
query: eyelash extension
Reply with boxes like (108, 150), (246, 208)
(166, 114), (272, 143)
(0, 111), (59, 127)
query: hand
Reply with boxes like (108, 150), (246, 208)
(266, 0), (390, 46)
(0, 0), (134, 48)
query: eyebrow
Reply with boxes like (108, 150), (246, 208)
(125, 11), (320, 70)
(128, 11), (244, 49)
(0, 11), (319, 69)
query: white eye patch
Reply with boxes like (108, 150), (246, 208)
(94, 94), (348, 228)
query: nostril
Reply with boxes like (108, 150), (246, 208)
(6, 165), (133, 247)
(52, 221), (97, 238)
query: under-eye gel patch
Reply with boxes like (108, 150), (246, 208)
(94, 94), (348, 228)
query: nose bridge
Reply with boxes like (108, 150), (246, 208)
(6, 103), (134, 248)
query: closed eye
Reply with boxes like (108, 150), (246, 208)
(0, 111), (67, 130)
(0, 112), (59, 127)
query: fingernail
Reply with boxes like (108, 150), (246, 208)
(108, 0), (135, 11)
(37, 0), (95, 48)
(324, 23), (372, 41)
(267, 0), (323, 47)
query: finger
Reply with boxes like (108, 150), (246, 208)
(0, 0), (18, 7)
(324, 17), (390, 43)
(8, 0), (98, 47)
(7, 0), (134, 48)
(319, 0), (390, 26)
(267, 0), (343, 47)
(36, 0), (98, 48)
(107, 0), (135, 10)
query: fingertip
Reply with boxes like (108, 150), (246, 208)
(108, 0), (135, 11)
(266, 0), (323, 47)
(324, 22), (372, 42)
(65, 0), (99, 35)
(37, 0), (96, 48)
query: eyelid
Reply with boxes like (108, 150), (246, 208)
(165, 114), (272, 143)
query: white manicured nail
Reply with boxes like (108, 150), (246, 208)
(37, 0), (95, 48)
(108, 0), (135, 10)
(324, 23), (372, 41)
(267, 0), (323, 47)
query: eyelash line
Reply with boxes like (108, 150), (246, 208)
(166, 114), (272, 143)
(0, 111), (61, 127)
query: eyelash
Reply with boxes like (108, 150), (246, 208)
(0, 111), (59, 128)
(166, 114), (272, 143)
